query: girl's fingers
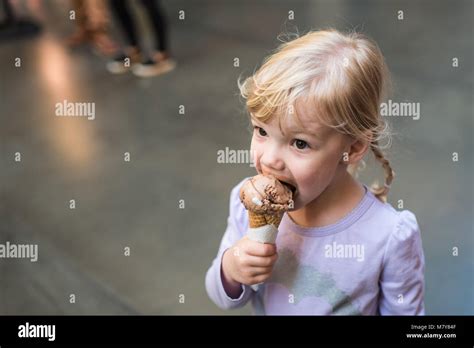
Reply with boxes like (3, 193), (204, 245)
(245, 253), (278, 267)
(248, 266), (273, 276)
(244, 239), (277, 257)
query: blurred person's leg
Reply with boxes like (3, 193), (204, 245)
(132, 0), (175, 78)
(85, 0), (117, 55)
(141, 0), (168, 56)
(109, 0), (139, 48)
(107, 0), (140, 73)
(65, 0), (89, 46)
(66, 0), (116, 55)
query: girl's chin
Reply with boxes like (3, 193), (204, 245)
(290, 192), (322, 211)
(289, 195), (305, 211)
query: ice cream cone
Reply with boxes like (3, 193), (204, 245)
(248, 210), (268, 228)
(248, 209), (284, 229)
(265, 213), (283, 227)
(239, 174), (293, 292)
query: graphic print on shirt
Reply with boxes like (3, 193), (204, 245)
(269, 248), (362, 315)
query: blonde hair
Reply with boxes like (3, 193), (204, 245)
(238, 29), (395, 203)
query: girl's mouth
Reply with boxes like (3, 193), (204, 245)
(281, 181), (297, 197)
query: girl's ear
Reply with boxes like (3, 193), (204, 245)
(341, 134), (371, 165)
(347, 138), (370, 164)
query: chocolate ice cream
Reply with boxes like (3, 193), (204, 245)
(239, 174), (294, 214)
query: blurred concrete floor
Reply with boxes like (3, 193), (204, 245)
(0, 0), (472, 314)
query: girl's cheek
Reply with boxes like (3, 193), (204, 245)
(250, 140), (258, 158)
(250, 134), (262, 152)
(250, 141), (262, 172)
(298, 177), (315, 194)
(293, 161), (318, 181)
(296, 166), (326, 193)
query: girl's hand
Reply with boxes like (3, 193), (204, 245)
(222, 236), (278, 287)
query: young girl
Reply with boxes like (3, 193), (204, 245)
(205, 29), (425, 315)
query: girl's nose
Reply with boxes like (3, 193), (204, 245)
(260, 144), (285, 172)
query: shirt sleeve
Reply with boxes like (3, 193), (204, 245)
(378, 210), (425, 315)
(205, 178), (253, 310)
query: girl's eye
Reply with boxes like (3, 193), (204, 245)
(293, 139), (309, 150)
(255, 126), (267, 137)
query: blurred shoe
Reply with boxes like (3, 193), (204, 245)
(132, 56), (176, 78)
(106, 48), (140, 74)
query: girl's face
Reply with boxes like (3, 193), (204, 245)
(250, 104), (351, 211)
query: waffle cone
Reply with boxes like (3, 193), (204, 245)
(248, 211), (284, 228)
(265, 213), (283, 227)
(248, 211), (267, 228)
